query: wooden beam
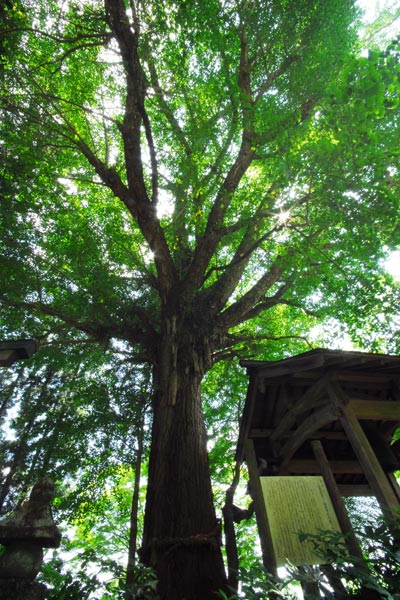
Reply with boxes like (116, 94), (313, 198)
(286, 459), (364, 475)
(235, 374), (259, 463)
(390, 381), (400, 403)
(0, 349), (18, 367)
(244, 439), (277, 575)
(338, 485), (373, 496)
(336, 372), (393, 385)
(270, 374), (331, 443)
(349, 399), (400, 421)
(293, 371), (391, 386)
(279, 404), (337, 468)
(346, 390), (392, 402)
(328, 381), (400, 516)
(311, 440), (363, 560)
(388, 473), (400, 503)
(0, 340), (37, 367)
(250, 428), (348, 441)
(274, 382), (290, 417)
(253, 353), (325, 379)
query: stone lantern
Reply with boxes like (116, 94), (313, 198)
(0, 479), (61, 599)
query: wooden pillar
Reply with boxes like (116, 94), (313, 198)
(244, 439), (277, 576)
(388, 473), (400, 503)
(311, 440), (363, 560)
(340, 402), (400, 517)
(326, 381), (400, 516)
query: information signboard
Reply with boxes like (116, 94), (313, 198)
(260, 476), (342, 567)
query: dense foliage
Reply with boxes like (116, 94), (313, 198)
(217, 512), (400, 599)
(1, 0), (400, 598)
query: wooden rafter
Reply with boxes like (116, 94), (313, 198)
(279, 403), (338, 468)
(270, 374), (331, 443)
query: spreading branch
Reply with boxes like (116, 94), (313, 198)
(105, 0), (176, 292)
(3, 299), (158, 352)
(144, 49), (192, 156)
(218, 266), (286, 329)
(213, 333), (313, 363)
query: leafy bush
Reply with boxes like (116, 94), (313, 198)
(40, 556), (159, 600)
(219, 514), (400, 599)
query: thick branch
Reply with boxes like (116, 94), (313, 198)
(145, 49), (192, 156)
(180, 94), (315, 301)
(238, 25), (253, 106)
(0, 27), (109, 44)
(258, 97), (317, 146)
(179, 23), (258, 299)
(183, 139), (255, 298)
(255, 52), (302, 103)
(4, 300), (157, 351)
(75, 137), (136, 211)
(234, 281), (293, 325)
(213, 333), (312, 363)
(141, 107), (159, 206)
(105, 0), (177, 292)
(201, 188), (282, 311)
(217, 263), (285, 329)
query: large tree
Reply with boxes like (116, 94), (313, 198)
(1, 1), (399, 598)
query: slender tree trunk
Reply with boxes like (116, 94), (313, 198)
(126, 406), (145, 587)
(223, 462), (241, 594)
(141, 328), (226, 600)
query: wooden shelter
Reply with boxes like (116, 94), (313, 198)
(236, 348), (400, 573)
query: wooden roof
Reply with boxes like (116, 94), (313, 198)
(236, 349), (400, 496)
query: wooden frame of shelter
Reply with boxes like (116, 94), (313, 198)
(236, 348), (400, 575)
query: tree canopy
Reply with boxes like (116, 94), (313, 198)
(1, 0), (400, 598)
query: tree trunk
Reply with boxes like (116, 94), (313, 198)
(126, 405), (145, 588)
(222, 461), (241, 594)
(141, 328), (226, 600)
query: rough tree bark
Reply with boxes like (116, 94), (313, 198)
(140, 316), (227, 600)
